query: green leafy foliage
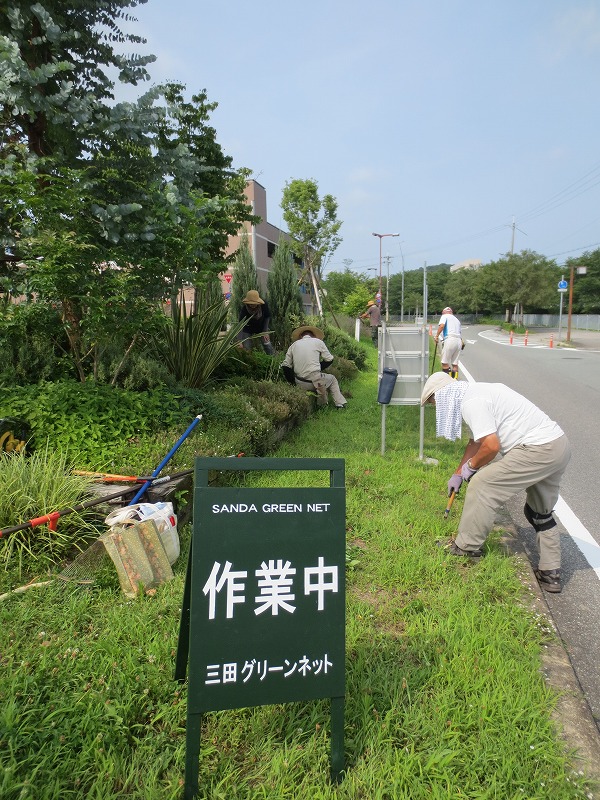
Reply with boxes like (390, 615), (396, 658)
(280, 178), (342, 282)
(301, 319), (368, 370)
(0, 302), (75, 383)
(0, 380), (197, 468)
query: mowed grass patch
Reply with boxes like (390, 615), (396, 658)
(0, 349), (596, 799)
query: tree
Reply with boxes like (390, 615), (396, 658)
(342, 286), (373, 319)
(482, 250), (558, 323)
(1, 1), (253, 380)
(566, 249), (600, 314)
(1, 1), (155, 160)
(321, 268), (366, 313)
(266, 240), (303, 351)
(229, 233), (258, 323)
(280, 179), (342, 312)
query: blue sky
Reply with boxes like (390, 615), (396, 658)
(122, 0), (600, 276)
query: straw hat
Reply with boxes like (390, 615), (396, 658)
(291, 325), (324, 342)
(367, 300), (376, 307)
(242, 290), (264, 305)
(420, 372), (455, 405)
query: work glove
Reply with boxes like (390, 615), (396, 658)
(447, 474), (463, 496)
(460, 461), (478, 482)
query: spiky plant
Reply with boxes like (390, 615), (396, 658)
(152, 292), (249, 388)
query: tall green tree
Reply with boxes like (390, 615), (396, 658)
(1, 1), (253, 380)
(229, 233), (259, 323)
(266, 239), (303, 351)
(280, 179), (342, 310)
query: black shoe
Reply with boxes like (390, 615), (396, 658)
(335, 404), (347, 410)
(535, 568), (562, 593)
(437, 538), (483, 559)
(524, 503), (556, 532)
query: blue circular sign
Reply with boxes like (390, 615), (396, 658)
(558, 280), (568, 290)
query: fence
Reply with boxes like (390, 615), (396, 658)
(393, 314), (600, 332)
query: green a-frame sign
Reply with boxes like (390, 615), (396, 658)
(175, 457), (346, 799)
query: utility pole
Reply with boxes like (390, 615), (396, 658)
(372, 232), (400, 310)
(508, 216), (526, 255)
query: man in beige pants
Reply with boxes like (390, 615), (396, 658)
(281, 325), (347, 409)
(421, 372), (571, 593)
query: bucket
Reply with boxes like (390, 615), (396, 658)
(377, 368), (398, 404)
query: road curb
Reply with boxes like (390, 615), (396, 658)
(498, 517), (600, 786)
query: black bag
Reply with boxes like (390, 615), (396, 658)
(377, 368), (398, 405)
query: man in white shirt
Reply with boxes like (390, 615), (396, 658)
(434, 306), (462, 378)
(281, 326), (347, 409)
(421, 372), (571, 593)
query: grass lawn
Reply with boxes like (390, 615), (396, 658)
(0, 348), (596, 799)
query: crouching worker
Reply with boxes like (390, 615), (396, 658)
(281, 325), (347, 409)
(421, 372), (571, 593)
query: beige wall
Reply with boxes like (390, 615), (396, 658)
(224, 181), (290, 291)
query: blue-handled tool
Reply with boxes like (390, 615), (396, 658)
(127, 415), (202, 505)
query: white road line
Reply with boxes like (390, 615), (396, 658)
(554, 498), (600, 578)
(459, 361), (599, 577)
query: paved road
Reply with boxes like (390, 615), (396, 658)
(459, 324), (600, 730)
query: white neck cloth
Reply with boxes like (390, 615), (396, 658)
(435, 382), (468, 441)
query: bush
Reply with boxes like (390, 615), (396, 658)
(322, 324), (369, 369)
(0, 302), (75, 384)
(0, 381), (199, 468)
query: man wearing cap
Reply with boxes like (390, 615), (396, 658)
(238, 289), (274, 355)
(360, 300), (381, 345)
(421, 372), (571, 593)
(434, 307), (462, 378)
(281, 326), (347, 409)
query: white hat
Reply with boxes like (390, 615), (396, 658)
(420, 372), (454, 405)
(442, 306), (453, 314)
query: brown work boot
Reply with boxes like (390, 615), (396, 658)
(534, 569), (562, 593)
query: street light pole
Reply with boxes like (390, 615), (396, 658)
(372, 232), (400, 317)
(399, 241), (405, 324)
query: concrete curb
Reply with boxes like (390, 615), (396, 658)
(497, 512), (600, 787)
